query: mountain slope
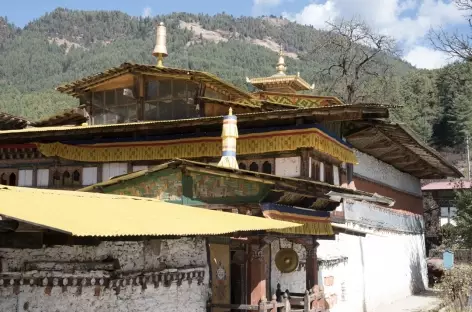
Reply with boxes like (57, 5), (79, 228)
(1, 8), (469, 152)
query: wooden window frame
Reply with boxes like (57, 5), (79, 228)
(91, 87), (138, 125)
(143, 78), (200, 121)
(0, 169), (18, 186)
(237, 158), (275, 174)
(50, 167), (83, 189)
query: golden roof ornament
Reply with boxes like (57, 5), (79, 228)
(275, 45), (287, 76)
(152, 22), (168, 68)
(245, 43), (313, 93)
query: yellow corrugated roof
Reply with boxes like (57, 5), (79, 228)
(0, 186), (300, 237)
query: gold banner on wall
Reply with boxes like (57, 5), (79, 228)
(36, 128), (358, 164)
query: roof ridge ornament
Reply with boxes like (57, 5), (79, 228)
(275, 44), (287, 76)
(152, 22), (168, 68)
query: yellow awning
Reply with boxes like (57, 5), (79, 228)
(0, 186), (300, 237)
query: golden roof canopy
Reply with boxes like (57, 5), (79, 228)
(246, 45), (314, 93)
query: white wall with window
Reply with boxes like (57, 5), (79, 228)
(275, 157), (301, 177)
(82, 167), (98, 186)
(36, 169), (49, 187)
(18, 169), (33, 187)
(102, 163), (128, 181)
(440, 207), (457, 226)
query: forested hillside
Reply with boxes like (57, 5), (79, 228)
(0, 8), (471, 152)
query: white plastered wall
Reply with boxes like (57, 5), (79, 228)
(317, 229), (428, 312)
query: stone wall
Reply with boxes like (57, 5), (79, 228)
(353, 150), (421, 196)
(0, 238), (209, 312)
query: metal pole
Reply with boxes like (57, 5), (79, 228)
(467, 134), (471, 180)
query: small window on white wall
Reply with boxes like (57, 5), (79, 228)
(102, 163), (128, 181)
(333, 165), (340, 186)
(440, 207), (449, 217)
(132, 165), (148, 172)
(37, 169), (49, 187)
(82, 167), (98, 186)
(275, 157), (301, 177)
(18, 169), (33, 187)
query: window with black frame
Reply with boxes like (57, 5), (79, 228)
(144, 79), (199, 121)
(91, 86), (137, 125)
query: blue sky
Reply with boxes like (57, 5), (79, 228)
(2, 0), (469, 69)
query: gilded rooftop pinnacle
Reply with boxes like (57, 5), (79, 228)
(275, 45), (287, 76)
(245, 43), (314, 93)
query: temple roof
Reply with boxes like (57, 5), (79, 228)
(79, 158), (395, 208)
(247, 74), (313, 93)
(0, 112), (30, 130)
(56, 62), (254, 101)
(246, 48), (313, 93)
(32, 107), (89, 127)
(0, 104), (391, 143)
(345, 120), (463, 179)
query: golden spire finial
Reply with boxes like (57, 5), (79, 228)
(276, 44), (286, 75)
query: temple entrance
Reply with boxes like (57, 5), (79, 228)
(230, 249), (247, 311)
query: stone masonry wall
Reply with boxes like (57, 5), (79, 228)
(0, 238), (209, 312)
(353, 150), (421, 196)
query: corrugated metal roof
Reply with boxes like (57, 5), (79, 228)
(0, 186), (300, 237)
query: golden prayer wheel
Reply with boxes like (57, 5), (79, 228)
(275, 248), (299, 273)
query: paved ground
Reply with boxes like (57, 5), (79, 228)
(374, 289), (443, 312)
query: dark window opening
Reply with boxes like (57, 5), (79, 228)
(53, 170), (61, 186)
(262, 161), (272, 174)
(249, 162), (259, 172)
(311, 159), (321, 181)
(63, 171), (72, 186)
(325, 164), (334, 184)
(239, 163), (247, 170)
(8, 173), (16, 186)
(144, 79), (199, 121)
(73, 170), (81, 185)
(91, 86), (137, 125)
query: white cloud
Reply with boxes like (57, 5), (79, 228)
(142, 7), (152, 18)
(283, 0), (338, 29)
(403, 46), (453, 69)
(284, 0), (464, 44)
(283, 0), (466, 69)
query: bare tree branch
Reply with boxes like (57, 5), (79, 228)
(314, 17), (399, 104)
(428, 0), (472, 62)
